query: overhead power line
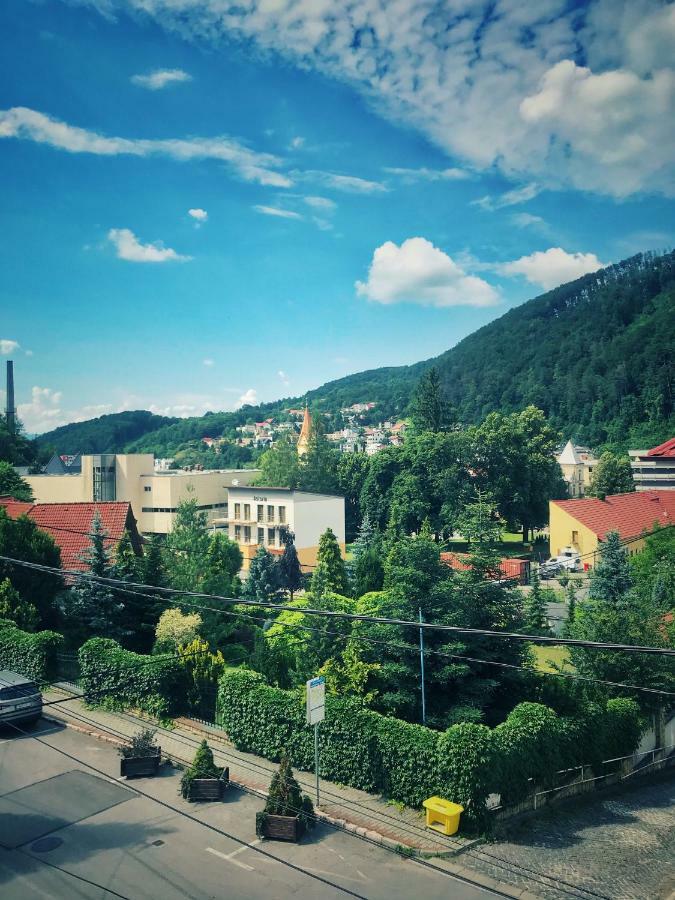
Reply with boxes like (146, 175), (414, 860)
(1, 551), (673, 656)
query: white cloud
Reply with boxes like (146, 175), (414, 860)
(303, 195), (336, 211)
(131, 68), (192, 90)
(278, 370), (290, 387)
(188, 208), (208, 222)
(511, 212), (548, 230)
(499, 247), (607, 290)
(0, 339), (19, 355)
(0, 106), (291, 187)
(17, 386), (64, 433)
(289, 136), (305, 149)
(253, 205), (302, 220)
(473, 184), (541, 211)
(203, 358), (215, 367)
(108, 228), (192, 263)
(356, 237), (499, 309)
(24, 349), (34, 357)
(302, 170), (387, 194)
(235, 388), (258, 409)
(384, 167), (470, 183)
(89, 1), (673, 196)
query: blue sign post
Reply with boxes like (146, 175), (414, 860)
(306, 676), (325, 806)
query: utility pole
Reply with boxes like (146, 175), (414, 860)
(419, 607), (426, 725)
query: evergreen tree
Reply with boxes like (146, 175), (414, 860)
(566, 579), (577, 624)
(61, 513), (127, 644)
(298, 416), (340, 494)
(352, 546), (384, 597)
(142, 533), (166, 588)
(351, 511), (377, 563)
(243, 546), (282, 603)
(589, 531), (632, 603)
(523, 571), (550, 635)
(278, 529), (303, 600)
(254, 434), (299, 489)
(457, 490), (503, 545)
(408, 367), (449, 433)
(163, 497), (210, 591)
(311, 528), (348, 596)
(0, 460), (33, 501)
(0, 577), (39, 631)
(588, 452), (635, 498)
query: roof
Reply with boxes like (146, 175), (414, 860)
(647, 437), (675, 458)
(0, 499), (140, 573)
(551, 491), (675, 542)
(557, 440), (581, 465)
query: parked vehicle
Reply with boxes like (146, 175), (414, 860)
(0, 670), (43, 729)
(540, 547), (581, 578)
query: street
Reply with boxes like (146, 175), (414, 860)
(0, 720), (505, 900)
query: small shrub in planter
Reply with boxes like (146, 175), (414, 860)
(256, 752), (315, 842)
(180, 740), (229, 801)
(118, 728), (161, 778)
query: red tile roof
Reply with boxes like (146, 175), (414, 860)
(646, 437), (675, 458)
(551, 491), (675, 542)
(0, 499), (140, 573)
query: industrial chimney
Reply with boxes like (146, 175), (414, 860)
(6, 360), (15, 434)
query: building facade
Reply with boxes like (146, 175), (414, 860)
(549, 490), (675, 568)
(629, 438), (675, 491)
(557, 440), (598, 498)
(24, 454), (258, 535)
(216, 485), (345, 571)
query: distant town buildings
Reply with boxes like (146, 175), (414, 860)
(213, 484), (345, 571)
(557, 440), (599, 498)
(629, 438), (675, 491)
(549, 490), (675, 568)
(23, 453), (258, 535)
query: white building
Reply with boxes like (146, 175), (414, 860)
(24, 453), (258, 534)
(216, 485), (345, 571)
(629, 438), (675, 491)
(557, 440), (598, 498)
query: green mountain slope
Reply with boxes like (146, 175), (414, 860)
(35, 250), (674, 456)
(35, 410), (179, 455)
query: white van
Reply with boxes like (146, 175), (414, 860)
(0, 670), (43, 729)
(540, 547), (581, 578)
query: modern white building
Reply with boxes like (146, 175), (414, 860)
(215, 485), (345, 571)
(24, 453), (258, 534)
(629, 438), (675, 491)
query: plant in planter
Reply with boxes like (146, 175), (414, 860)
(118, 728), (161, 778)
(256, 752), (315, 842)
(180, 740), (229, 801)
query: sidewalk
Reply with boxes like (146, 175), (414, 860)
(43, 686), (479, 857)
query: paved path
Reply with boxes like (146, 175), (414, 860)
(461, 775), (675, 900)
(43, 687), (474, 856)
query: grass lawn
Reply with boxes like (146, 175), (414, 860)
(532, 644), (574, 673)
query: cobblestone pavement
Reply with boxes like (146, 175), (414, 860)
(461, 774), (675, 900)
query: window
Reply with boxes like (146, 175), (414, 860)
(234, 525), (241, 541)
(257, 504), (264, 522)
(278, 505), (286, 524)
(267, 505), (274, 523)
(257, 528), (265, 545)
(244, 526), (251, 543)
(144, 485), (151, 493)
(244, 504), (251, 520)
(268, 528), (276, 546)
(234, 503), (241, 519)
(572, 530), (579, 545)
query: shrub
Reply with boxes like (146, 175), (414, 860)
(180, 740), (223, 799)
(118, 727), (159, 760)
(601, 698), (643, 761)
(256, 752), (315, 837)
(0, 621), (63, 683)
(492, 703), (564, 803)
(437, 723), (494, 831)
(78, 637), (186, 718)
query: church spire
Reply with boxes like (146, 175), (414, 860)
(297, 403), (312, 457)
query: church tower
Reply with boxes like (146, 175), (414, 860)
(297, 404), (312, 457)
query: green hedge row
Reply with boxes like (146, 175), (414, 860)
(78, 638), (186, 719)
(0, 621), (63, 683)
(217, 668), (643, 827)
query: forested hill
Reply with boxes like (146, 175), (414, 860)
(36, 410), (179, 455)
(307, 250), (675, 448)
(35, 250), (674, 456)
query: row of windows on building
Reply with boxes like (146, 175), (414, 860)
(227, 524), (281, 547)
(141, 502), (228, 514)
(232, 503), (287, 524)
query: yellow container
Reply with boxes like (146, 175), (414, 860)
(422, 796), (464, 836)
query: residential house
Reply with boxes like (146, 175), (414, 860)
(557, 440), (598, 498)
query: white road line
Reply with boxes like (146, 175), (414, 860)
(205, 844), (256, 871)
(302, 867), (368, 883)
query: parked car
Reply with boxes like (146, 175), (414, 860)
(0, 670), (43, 729)
(540, 547), (581, 578)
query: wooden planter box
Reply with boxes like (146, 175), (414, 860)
(261, 814), (302, 842)
(188, 768), (229, 802)
(120, 751), (161, 778)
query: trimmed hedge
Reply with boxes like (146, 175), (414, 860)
(217, 668), (644, 828)
(0, 621), (63, 683)
(78, 638), (186, 719)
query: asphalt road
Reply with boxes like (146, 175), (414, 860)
(0, 720), (504, 900)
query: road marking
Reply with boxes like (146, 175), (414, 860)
(205, 843), (259, 872)
(302, 867), (368, 883)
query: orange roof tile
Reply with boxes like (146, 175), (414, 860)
(551, 491), (675, 542)
(646, 437), (675, 458)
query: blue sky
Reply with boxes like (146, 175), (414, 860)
(1, 0), (674, 432)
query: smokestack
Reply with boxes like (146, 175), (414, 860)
(6, 360), (15, 434)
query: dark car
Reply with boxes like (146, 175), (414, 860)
(0, 670), (43, 729)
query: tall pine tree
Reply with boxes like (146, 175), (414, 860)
(311, 527), (348, 596)
(278, 529), (303, 600)
(589, 531), (632, 603)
